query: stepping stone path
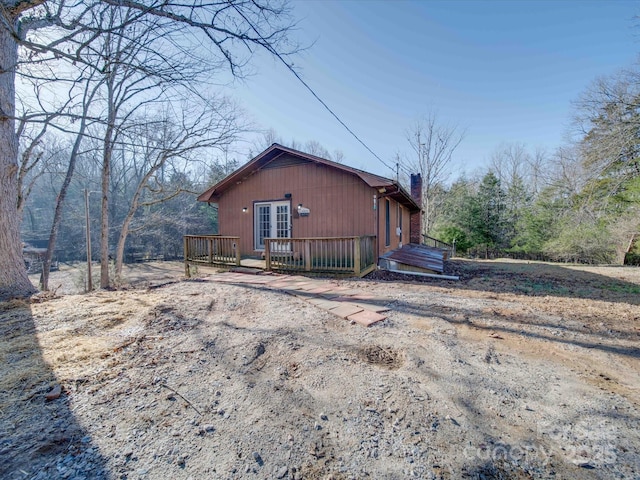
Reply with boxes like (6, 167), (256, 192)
(210, 272), (391, 327)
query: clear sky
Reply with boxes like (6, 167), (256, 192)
(227, 0), (639, 179)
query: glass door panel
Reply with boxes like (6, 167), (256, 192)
(254, 201), (290, 251)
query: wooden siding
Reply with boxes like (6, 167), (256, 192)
(216, 153), (410, 259)
(376, 197), (411, 259)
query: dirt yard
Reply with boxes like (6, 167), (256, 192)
(1, 259), (639, 479)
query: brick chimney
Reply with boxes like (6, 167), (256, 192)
(410, 173), (422, 244)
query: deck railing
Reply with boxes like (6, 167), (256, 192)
(265, 235), (376, 276)
(422, 234), (454, 258)
(183, 235), (240, 275)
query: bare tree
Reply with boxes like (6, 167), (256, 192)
(249, 128), (283, 158)
(39, 72), (101, 291)
(404, 114), (465, 236)
(260, 128), (283, 148)
(331, 149), (345, 164)
(16, 120), (49, 215)
(575, 70), (640, 192)
(490, 142), (531, 189)
(303, 139), (331, 159)
(549, 145), (590, 198)
(112, 98), (242, 280)
(572, 71), (640, 261)
(1, 0), (297, 297)
(0, 0), (42, 298)
(522, 146), (550, 196)
(251, 131), (345, 162)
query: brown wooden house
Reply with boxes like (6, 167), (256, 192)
(188, 144), (422, 276)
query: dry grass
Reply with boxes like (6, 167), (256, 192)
(2, 259), (639, 479)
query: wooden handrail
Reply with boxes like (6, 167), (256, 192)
(422, 234), (453, 249)
(184, 235), (240, 276)
(264, 235), (376, 276)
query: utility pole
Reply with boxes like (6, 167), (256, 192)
(84, 189), (93, 292)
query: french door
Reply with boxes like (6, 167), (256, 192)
(254, 201), (291, 251)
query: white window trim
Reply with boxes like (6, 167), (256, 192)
(254, 200), (291, 251)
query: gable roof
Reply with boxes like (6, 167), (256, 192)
(197, 143), (420, 212)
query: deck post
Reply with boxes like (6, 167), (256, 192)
(265, 239), (272, 271)
(208, 238), (213, 264)
(234, 241), (241, 266)
(184, 236), (190, 278)
(304, 240), (311, 271)
(353, 236), (361, 276)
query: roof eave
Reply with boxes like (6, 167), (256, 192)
(378, 183), (420, 212)
(197, 143), (421, 211)
(197, 189), (215, 202)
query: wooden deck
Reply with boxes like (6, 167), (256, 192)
(184, 235), (377, 277)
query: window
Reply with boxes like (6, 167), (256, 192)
(385, 199), (390, 246)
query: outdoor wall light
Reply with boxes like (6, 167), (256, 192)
(242, 207), (248, 213)
(297, 203), (310, 217)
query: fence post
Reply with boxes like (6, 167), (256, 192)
(184, 236), (190, 278)
(353, 237), (361, 276)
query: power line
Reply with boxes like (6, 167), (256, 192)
(281, 60), (417, 180)
(231, 4), (400, 175)
(275, 58), (397, 173)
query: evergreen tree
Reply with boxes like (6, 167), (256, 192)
(470, 172), (505, 257)
(431, 177), (476, 254)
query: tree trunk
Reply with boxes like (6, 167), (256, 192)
(40, 119), (86, 290)
(0, 21), (36, 300)
(114, 204), (135, 283)
(100, 76), (116, 289)
(100, 125), (113, 289)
